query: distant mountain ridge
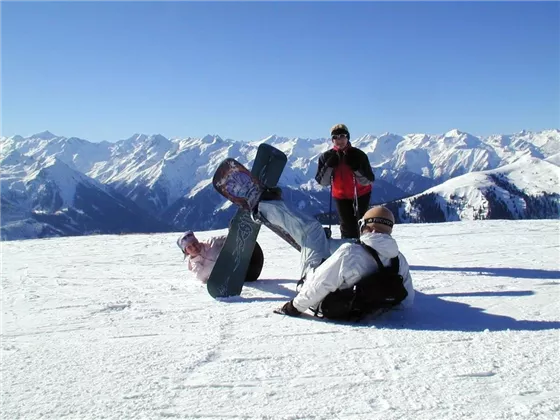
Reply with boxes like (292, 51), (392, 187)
(1, 128), (559, 240)
(385, 156), (560, 223)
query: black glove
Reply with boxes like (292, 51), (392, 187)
(325, 152), (340, 168)
(343, 148), (361, 171)
(273, 300), (302, 317)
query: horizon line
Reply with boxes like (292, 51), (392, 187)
(4, 127), (560, 143)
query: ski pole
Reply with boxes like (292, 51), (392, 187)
(353, 174), (359, 233)
(329, 176), (333, 233)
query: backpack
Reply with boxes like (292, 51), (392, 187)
(315, 244), (408, 322)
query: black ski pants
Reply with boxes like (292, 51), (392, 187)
(334, 191), (371, 239)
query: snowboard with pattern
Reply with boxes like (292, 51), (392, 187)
(206, 144), (288, 298)
(212, 157), (302, 253)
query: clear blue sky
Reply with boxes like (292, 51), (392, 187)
(2, 1), (559, 142)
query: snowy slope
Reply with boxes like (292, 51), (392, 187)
(545, 152), (560, 167)
(392, 156), (560, 222)
(2, 220), (559, 419)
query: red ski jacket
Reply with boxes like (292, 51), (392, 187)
(315, 145), (374, 200)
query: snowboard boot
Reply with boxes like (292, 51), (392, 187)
(259, 186), (282, 201)
(251, 187), (282, 223)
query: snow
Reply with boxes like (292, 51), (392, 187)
(400, 156), (560, 221)
(2, 129), (559, 225)
(545, 153), (560, 167)
(2, 220), (559, 419)
(31, 130), (58, 140)
(487, 156), (560, 195)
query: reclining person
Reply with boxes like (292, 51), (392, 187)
(254, 197), (414, 320)
(177, 231), (263, 283)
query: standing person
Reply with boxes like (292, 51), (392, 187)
(176, 231), (263, 283)
(315, 123), (375, 239)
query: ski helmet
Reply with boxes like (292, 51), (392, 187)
(359, 206), (395, 234)
(330, 123), (350, 140)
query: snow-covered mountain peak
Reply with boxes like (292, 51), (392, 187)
(444, 128), (465, 138)
(149, 134), (170, 143)
(518, 129), (560, 154)
(65, 136), (88, 145)
(378, 132), (403, 140)
(30, 130), (58, 140)
(144, 135), (172, 154)
(9, 135), (25, 142)
(200, 134), (224, 144)
(359, 133), (404, 165)
(262, 134), (283, 143)
(440, 129), (484, 150)
(125, 133), (149, 143)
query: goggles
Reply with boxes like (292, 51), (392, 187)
(331, 133), (348, 140)
(358, 217), (394, 233)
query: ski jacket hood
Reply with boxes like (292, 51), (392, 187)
(359, 232), (399, 259)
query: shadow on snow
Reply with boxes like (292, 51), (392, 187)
(243, 279), (560, 332)
(411, 265), (560, 280)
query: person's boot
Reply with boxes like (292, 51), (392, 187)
(259, 186), (282, 201)
(251, 187), (282, 223)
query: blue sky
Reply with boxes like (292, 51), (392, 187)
(2, 1), (559, 142)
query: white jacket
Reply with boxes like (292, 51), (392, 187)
(293, 232), (414, 313)
(187, 236), (227, 283)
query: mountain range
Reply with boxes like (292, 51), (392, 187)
(1, 128), (559, 240)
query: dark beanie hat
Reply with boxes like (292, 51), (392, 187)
(330, 123), (350, 140)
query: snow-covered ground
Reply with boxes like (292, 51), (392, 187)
(2, 220), (559, 419)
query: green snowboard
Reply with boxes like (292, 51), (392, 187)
(207, 144), (287, 298)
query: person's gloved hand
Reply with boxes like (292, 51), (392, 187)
(325, 152), (339, 168)
(344, 148), (361, 171)
(273, 300), (302, 317)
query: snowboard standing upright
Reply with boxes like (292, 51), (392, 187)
(206, 144), (287, 298)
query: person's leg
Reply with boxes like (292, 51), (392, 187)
(334, 198), (359, 239)
(357, 191), (372, 220)
(257, 201), (330, 279)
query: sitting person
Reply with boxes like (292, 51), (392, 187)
(177, 231), (263, 283)
(252, 199), (414, 320)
